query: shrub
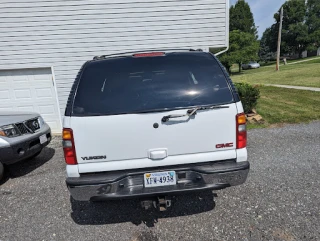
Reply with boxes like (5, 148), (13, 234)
(234, 82), (260, 113)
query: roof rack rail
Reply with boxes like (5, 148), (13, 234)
(93, 48), (203, 60)
(191, 48), (203, 51)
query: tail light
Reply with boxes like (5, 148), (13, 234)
(62, 128), (77, 165)
(236, 113), (247, 149)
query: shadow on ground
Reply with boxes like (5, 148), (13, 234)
(70, 191), (216, 227)
(4, 147), (55, 180)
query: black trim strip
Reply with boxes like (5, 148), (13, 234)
(64, 61), (88, 116)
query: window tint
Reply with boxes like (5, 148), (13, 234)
(73, 53), (234, 115)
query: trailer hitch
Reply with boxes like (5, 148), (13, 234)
(140, 196), (172, 211)
(154, 196), (172, 211)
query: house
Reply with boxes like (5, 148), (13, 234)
(0, 0), (229, 133)
(307, 47), (320, 57)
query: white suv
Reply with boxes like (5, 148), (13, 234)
(63, 50), (249, 206)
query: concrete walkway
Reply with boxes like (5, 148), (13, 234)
(265, 84), (320, 92)
(264, 57), (320, 68)
(287, 57), (320, 65)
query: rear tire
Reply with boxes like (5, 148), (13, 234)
(0, 162), (4, 181)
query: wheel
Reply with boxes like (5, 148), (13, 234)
(0, 162), (4, 181)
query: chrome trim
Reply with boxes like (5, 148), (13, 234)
(14, 117), (41, 135)
(14, 123), (29, 135)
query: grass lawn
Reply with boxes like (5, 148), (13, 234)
(230, 57), (320, 88)
(248, 85), (320, 129)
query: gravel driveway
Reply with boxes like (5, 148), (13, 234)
(1, 122), (319, 241)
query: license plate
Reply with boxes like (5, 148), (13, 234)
(144, 171), (176, 188)
(39, 134), (47, 144)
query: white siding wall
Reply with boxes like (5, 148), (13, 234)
(0, 0), (229, 117)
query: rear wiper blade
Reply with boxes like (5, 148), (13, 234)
(162, 105), (229, 122)
(186, 105), (230, 114)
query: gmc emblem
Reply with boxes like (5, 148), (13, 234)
(216, 143), (234, 149)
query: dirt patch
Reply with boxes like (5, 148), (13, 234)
(272, 228), (296, 241)
(268, 123), (287, 128)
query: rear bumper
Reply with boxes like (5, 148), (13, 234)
(67, 160), (250, 201)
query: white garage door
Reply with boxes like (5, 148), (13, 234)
(0, 68), (61, 133)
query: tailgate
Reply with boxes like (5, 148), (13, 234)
(72, 104), (237, 170)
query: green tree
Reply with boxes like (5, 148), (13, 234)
(263, 24), (279, 54)
(259, 27), (276, 61)
(274, 0), (308, 58)
(219, 30), (259, 73)
(274, 0), (306, 28)
(306, 0), (320, 50)
(285, 22), (309, 57)
(218, 0), (259, 72)
(259, 0), (320, 59)
(230, 0), (258, 37)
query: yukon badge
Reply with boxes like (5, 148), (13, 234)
(81, 155), (107, 161)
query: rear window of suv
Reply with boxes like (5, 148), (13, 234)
(72, 52), (234, 116)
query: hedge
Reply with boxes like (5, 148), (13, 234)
(234, 82), (260, 114)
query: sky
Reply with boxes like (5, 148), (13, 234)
(230, 0), (287, 39)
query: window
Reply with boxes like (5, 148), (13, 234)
(73, 52), (234, 116)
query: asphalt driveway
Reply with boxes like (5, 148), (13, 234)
(0, 122), (319, 241)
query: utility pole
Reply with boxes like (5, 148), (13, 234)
(276, 7), (283, 71)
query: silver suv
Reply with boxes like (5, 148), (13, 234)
(0, 111), (51, 180)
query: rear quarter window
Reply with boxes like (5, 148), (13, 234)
(72, 52), (234, 116)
